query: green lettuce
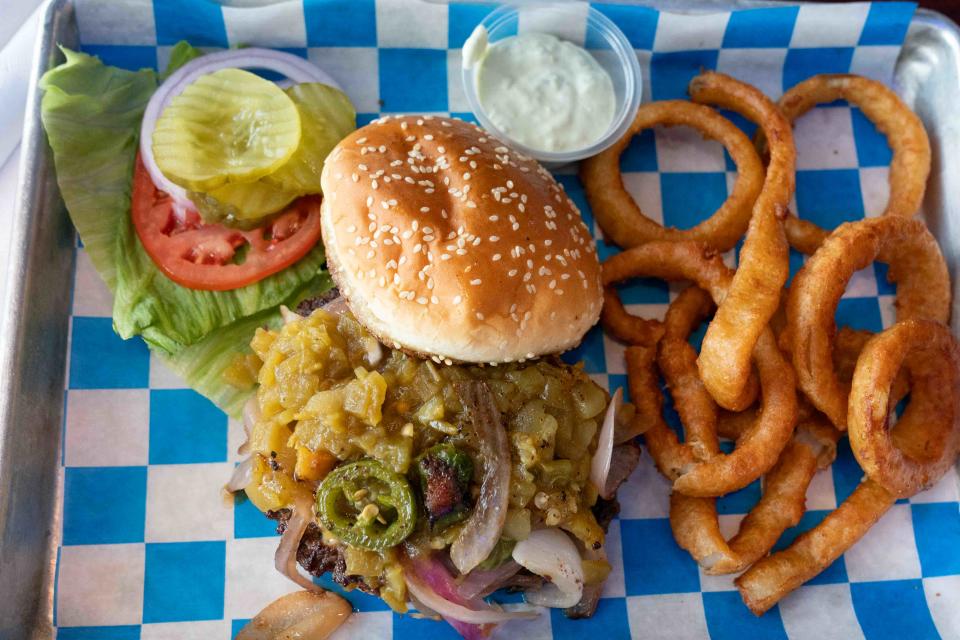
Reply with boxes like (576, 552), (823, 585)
(39, 46), (345, 415)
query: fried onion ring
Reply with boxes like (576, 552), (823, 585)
(658, 287), (836, 573)
(688, 71), (795, 412)
(672, 418), (839, 575)
(787, 216), (950, 429)
(580, 101), (764, 252)
(848, 319), (960, 497)
(735, 477), (896, 615)
(609, 241), (798, 495)
(658, 286), (723, 462)
(601, 287), (665, 347)
(759, 74), (931, 255)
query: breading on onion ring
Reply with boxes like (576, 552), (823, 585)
(758, 74), (931, 255)
(608, 241), (797, 496)
(580, 101), (764, 252)
(601, 287), (665, 347)
(658, 287), (837, 573)
(787, 216), (950, 429)
(658, 286), (723, 462)
(735, 477), (896, 615)
(848, 319), (960, 498)
(626, 344), (693, 475)
(672, 419), (839, 575)
(688, 71), (796, 412)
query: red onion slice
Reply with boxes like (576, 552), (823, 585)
(401, 553), (537, 625)
(590, 388), (622, 500)
(139, 48), (342, 216)
(450, 382), (511, 575)
(275, 493), (324, 592)
(457, 560), (522, 600)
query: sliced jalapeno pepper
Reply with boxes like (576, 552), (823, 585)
(316, 459), (416, 550)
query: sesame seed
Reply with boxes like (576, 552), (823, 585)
(441, 254), (451, 260)
(417, 297), (428, 305)
(420, 206), (430, 213)
(476, 312), (485, 320)
(508, 269), (518, 277)
(453, 295), (462, 304)
(372, 180), (379, 190)
(347, 225), (357, 233)
(489, 235), (499, 242)
(351, 173), (359, 182)
(356, 137), (367, 144)
(492, 254), (502, 261)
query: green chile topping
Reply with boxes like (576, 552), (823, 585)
(316, 459), (416, 550)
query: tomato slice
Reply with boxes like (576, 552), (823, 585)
(131, 155), (322, 291)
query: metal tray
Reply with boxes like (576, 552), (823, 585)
(1, 2), (958, 638)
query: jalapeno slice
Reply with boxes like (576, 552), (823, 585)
(316, 459), (416, 550)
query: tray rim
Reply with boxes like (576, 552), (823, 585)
(1, 1), (958, 638)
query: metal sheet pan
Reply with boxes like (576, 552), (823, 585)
(0, 2), (958, 638)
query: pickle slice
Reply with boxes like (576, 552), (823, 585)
(190, 179), (298, 228)
(265, 83), (356, 194)
(152, 68), (301, 192)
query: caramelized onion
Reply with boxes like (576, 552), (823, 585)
(275, 493), (323, 592)
(225, 456), (254, 493)
(236, 589), (351, 640)
(590, 388), (622, 499)
(450, 382), (511, 575)
(512, 529), (584, 608)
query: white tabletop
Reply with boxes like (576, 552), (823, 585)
(0, 0), (45, 307)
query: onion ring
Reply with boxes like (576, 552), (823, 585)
(656, 287), (836, 573)
(601, 287), (665, 347)
(848, 319), (960, 498)
(609, 241), (798, 495)
(735, 477), (896, 615)
(787, 216), (950, 429)
(580, 100), (764, 251)
(671, 418), (839, 575)
(758, 74), (931, 254)
(688, 71), (795, 412)
(657, 287), (722, 463)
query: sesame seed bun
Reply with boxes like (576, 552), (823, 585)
(319, 116), (602, 364)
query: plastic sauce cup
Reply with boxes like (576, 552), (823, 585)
(461, 3), (642, 168)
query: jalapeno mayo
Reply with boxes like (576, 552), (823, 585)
(465, 28), (616, 153)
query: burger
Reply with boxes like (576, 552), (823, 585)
(233, 116), (641, 635)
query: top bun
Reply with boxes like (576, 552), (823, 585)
(319, 116), (602, 364)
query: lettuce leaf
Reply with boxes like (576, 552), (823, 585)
(40, 46), (340, 415)
(162, 41), (203, 80)
(40, 47), (338, 353)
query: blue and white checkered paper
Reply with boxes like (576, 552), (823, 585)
(56, 1), (960, 638)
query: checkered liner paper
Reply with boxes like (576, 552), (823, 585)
(53, 0), (960, 638)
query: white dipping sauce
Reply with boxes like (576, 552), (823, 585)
(474, 31), (616, 153)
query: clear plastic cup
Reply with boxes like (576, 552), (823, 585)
(461, 2), (642, 168)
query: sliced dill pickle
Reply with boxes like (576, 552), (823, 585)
(265, 83), (356, 194)
(190, 179), (298, 227)
(152, 68), (301, 191)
